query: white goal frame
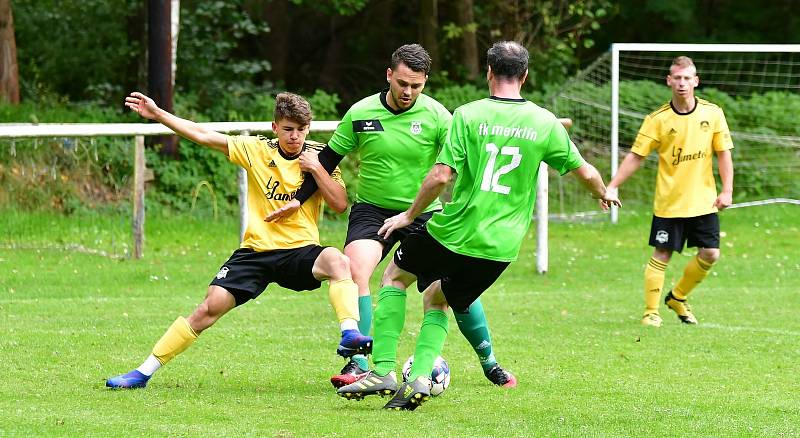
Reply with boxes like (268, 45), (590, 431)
(610, 43), (800, 223)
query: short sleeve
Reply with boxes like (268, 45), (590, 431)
(436, 109), (466, 173)
(226, 135), (257, 169)
(543, 120), (585, 175)
(435, 107), (453, 151)
(327, 110), (357, 156)
(631, 115), (660, 157)
(712, 108), (734, 152)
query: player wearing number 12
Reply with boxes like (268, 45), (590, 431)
(337, 41), (620, 410)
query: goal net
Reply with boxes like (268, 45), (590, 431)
(550, 43), (800, 220)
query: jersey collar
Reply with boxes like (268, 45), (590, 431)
(489, 95), (526, 103)
(380, 89), (415, 115)
(277, 143), (304, 160)
(670, 97), (698, 115)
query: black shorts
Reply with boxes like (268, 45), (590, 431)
(393, 228), (510, 313)
(649, 213), (720, 252)
(209, 245), (326, 306)
(345, 202), (436, 260)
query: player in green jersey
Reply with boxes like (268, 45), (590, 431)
(266, 44), (517, 389)
(337, 41), (620, 410)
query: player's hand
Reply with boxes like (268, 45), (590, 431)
(378, 212), (414, 239)
(598, 187), (622, 210)
(714, 191), (732, 210)
(299, 149), (322, 173)
(264, 199), (301, 222)
(125, 92), (160, 120)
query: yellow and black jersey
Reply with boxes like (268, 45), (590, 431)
(227, 135), (344, 251)
(631, 98), (734, 218)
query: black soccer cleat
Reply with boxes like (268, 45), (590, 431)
(337, 370), (398, 400)
(484, 364), (518, 387)
(382, 376), (431, 411)
(665, 291), (698, 324)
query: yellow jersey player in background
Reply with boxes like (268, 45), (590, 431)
(106, 92), (372, 389)
(606, 56), (734, 327)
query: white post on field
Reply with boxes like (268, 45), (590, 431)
(535, 162), (549, 274)
(610, 46), (620, 224)
(238, 130), (250, 243)
(132, 135), (146, 259)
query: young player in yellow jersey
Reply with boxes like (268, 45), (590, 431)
(106, 92), (371, 389)
(606, 56), (734, 327)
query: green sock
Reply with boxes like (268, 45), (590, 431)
(409, 310), (449, 382)
(371, 286), (407, 376)
(350, 296), (373, 370)
(454, 298), (496, 371)
(357, 295), (372, 334)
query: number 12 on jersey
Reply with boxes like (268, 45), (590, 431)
(480, 143), (522, 195)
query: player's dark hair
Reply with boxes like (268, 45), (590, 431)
(487, 41), (529, 80)
(391, 44), (432, 74)
(274, 92), (312, 125)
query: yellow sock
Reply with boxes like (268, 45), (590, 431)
(152, 316), (198, 365)
(673, 256), (713, 300)
(644, 257), (667, 315)
(329, 279), (359, 322)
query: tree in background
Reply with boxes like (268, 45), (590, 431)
(0, 0), (19, 104)
(148, 0), (178, 157)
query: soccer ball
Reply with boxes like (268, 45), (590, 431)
(402, 355), (450, 396)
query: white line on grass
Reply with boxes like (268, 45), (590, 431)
(700, 322), (800, 337)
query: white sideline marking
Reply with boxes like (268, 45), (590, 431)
(700, 323), (800, 337)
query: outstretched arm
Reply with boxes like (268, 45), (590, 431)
(378, 163), (453, 238)
(714, 149), (734, 210)
(571, 162), (622, 210)
(125, 92), (229, 154)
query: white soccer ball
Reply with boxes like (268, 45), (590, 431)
(402, 355), (451, 396)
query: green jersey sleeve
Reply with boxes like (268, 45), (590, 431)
(436, 109), (466, 172)
(543, 121), (585, 175)
(327, 110), (357, 156)
(436, 107), (453, 152)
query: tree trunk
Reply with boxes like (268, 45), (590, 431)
(419, 0), (439, 72)
(124, 2), (147, 100)
(171, 0), (180, 89)
(263, 0), (288, 86)
(455, 0), (479, 81)
(148, 0), (178, 158)
(0, 0), (19, 104)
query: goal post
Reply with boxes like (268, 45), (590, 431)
(610, 43), (800, 223)
(552, 43), (800, 223)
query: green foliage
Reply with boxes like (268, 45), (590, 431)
(290, 0), (370, 16)
(477, 0), (616, 89)
(177, 1), (270, 106)
(13, 0), (142, 103)
(143, 140), (239, 216)
(0, 100), (135, 124)
(428, 84), (486, 112)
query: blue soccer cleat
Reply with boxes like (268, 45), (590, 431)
(336, 329), (373, 358)
(106, 370), (151, 389)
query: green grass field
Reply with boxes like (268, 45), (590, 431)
(1, 205), (798, 436)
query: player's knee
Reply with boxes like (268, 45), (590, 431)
(324, 250), (352, 281)
(423, 285), (448, 311)
(699, 248), (720, 264)
(653, 248), (672, 263)
(380, 265), (410, 290)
